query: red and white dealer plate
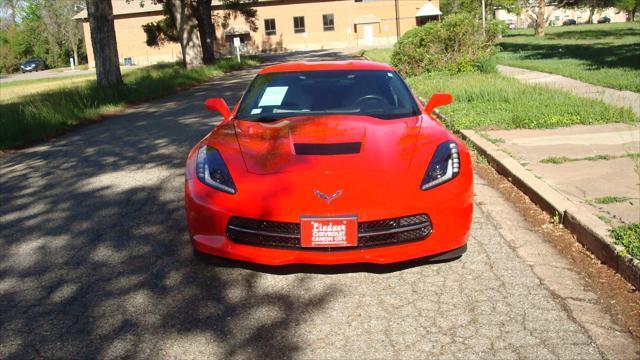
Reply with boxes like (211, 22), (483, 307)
(300, 216), (358, 248)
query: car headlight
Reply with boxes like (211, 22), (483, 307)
(195, 145), (237, 194)
(420, 141), (460, 190)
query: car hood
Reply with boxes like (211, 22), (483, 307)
(233, 115), (422, 174)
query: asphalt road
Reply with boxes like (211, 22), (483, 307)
(1, 51), (638, 359)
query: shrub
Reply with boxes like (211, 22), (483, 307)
(390, 14), (503, 77)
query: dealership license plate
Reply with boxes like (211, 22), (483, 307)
(300, 217), (358, 247)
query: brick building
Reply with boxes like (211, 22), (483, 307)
(74, 0), (441, 67)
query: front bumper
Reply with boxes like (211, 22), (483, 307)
(191, 229), (469, 265)
(185, 180), (472, 266)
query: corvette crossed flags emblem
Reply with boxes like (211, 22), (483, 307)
(314, 189), (343, 204)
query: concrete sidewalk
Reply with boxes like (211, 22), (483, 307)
(480, 123), (640, 226)
(497, 65), (640, 116)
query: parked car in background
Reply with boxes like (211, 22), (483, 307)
(562, 19), (577, 25)
(597, 16), (611, 23)
(20, 59), (46, 73)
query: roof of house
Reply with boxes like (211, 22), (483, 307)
(73, 0), (164, 20)
(416, 1), (442, 16)
(258, 61), (394, 74)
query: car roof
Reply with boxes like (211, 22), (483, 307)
(258, 60), (394, 74)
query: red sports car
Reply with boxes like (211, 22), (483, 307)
(185, 61), (473, 266)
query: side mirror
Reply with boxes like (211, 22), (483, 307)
(424, 93), (453, 115)
(205, 98), (231, 121)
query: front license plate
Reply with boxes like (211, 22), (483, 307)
(300, 217), (358, 248)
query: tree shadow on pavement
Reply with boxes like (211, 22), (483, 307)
(0, 50), (357, 359)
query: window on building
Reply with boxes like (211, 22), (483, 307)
(293, 16), (306, 33)
(323, 14), (335, 31)
(264, 18), (276, 36)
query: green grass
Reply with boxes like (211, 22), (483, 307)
(362, 48), (638, 130)
(593, 196), (631, 205)
(0, 57), (259, 149)
(498, 23), (640, 92)
(1, 66), (141, 102)
(1, 73), (102, 103)
(596, 214), (613, 225)
(49, 64), (90, 72)
(405, 72), (638, 131)
(362, 48), (393, 64)
(611, 223), (640, 260)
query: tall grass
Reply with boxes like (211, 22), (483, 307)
(0, 57), (259, 150)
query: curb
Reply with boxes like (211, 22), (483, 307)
(459, 128), (640, 289)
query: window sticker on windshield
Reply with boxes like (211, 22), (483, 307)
(251, 108), (262, 114)
(258, 86), (288, 106)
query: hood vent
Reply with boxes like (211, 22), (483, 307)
(294, 142), (362, 155)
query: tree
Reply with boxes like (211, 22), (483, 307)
(168, 0), (203, 68)
(13, 1), (48, 61)
(194, 0), (214, 63)
(0, 0), (23, 26)
(133, 0), (204, 67)
(85, 0), (122, 87)
(0, 0), (86, 73)
(520, 0), (580, 36)
(139, 0), (257, 65)
(0, 25), (20, 73)
(615, 0), (639, 20)
(441, 0), (520, 19)
(41, 0), (84, 68)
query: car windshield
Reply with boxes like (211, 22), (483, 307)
(236, 70), (421, 121)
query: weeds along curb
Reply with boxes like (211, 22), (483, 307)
(456, 126), (640, 289)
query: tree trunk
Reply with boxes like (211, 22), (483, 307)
(73, 47), (79, 68)
(534, 0), (546, 37)
(587, 6), (596, 24)
(169, 0), (204, 69)
(85, 0), (122, 87)
(194, 0), (216, 64)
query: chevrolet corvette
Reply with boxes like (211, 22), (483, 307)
(184, 61), (473, 265)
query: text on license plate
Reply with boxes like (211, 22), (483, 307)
(300, 217), (358, 247)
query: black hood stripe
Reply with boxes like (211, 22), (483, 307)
(294, 142), (361, 155)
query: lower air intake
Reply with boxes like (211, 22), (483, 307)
(226, 214), (432, 251)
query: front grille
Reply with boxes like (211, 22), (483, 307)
(226, 214), (432, 250)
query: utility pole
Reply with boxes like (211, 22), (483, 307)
(395, 0), (401, 41)
(482, 0), (486, 31)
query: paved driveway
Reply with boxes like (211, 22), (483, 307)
(1, 51), (637, 359)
